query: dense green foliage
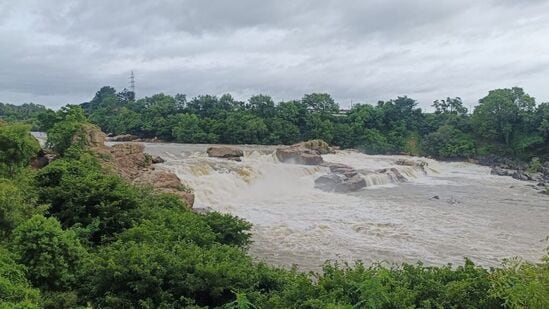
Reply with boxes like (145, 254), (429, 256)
(0, 102), (47, 130)
(0, 123), (40, 176)
(74, 86), (548, 162)
(0, 113), (548, 308)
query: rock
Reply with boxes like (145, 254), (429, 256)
(276, 140), (336, 165)
(207, 146), (244, 159)
(377, 168), (407, 183)
(335, 175), (366, 193)
(491, 166), (513, 177)
(30, 149), (57, 169)
(152, 156), (165, 164)
(314, 174), (343, 191)
(512, 170), (532, 181)
(110, 134), (138, 142)
(109, 143), (151, 178)
(133, 169), (195, 207)
(314, 173), (366, 193)
(77, 124), (106, 148)
(276, 146), (323, 165)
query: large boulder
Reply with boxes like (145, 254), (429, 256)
(207, 147), (244, 159)
(315, 161), (366, 192)
(276, 147), (323, 165)
(314, 174), (343, 191)
(276, 140), (335, 165)
(314, 174), (366, 193)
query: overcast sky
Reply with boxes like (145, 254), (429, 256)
(1, 0), (548, 109)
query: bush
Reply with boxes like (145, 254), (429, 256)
(422, 125), (476, 159)
(202, 212), (253, 247)
(85, 242), (257, 308)
(0, 179), (43, 240)
(0, 123), (40, 177)
(0, 246), (41, 308)
(490, 256), (549, 308)
(35, 157), (142, 244)
(12, 215), (87, 291)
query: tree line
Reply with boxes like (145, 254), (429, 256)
(4, 86), (548, 163)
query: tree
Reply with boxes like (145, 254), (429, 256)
(472, 87), (535, 146)
(302, 93), (339, 114)
(0, 123), (40, 177)
(0, 246), (41, 308)
(248, 95), (276, 118)
(13, 215), (87, 291)
(422, 125), (476, 159)
(0, 179), (44, 239)
(432, 97), (468, 115)
(46, 106), (87, 155)
(35, 157), (142, 244)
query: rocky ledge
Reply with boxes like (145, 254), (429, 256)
(477, 155), (549, 192)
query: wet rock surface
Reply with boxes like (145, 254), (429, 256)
(315, 162), (366, 192)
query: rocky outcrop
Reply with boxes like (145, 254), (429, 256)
(207, 147), (244, 161)
(487, 158), (549, 193)
(133, 169), (194, 207)
(75, 125), (195, 207)
(109, 134), (138, 142)
(105, 143), (194, 207)
(315, 162), (366, 192)
(78, 124), (107, 148)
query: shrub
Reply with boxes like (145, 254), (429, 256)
(202, 212), (253, 247)
(12, 215), (87, 291)
(0, 246), (41, 308)
(0, 123), (40, 177)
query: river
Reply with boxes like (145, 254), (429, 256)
(128, 142), (549, 270)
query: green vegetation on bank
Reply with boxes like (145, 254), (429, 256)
(1, 111), (548, 307)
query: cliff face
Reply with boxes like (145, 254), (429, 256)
(80, 125), (195, 207)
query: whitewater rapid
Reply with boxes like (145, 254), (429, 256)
(141, 143), (548, 270)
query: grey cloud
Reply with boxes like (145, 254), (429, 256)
(1, 0), (549, 109)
